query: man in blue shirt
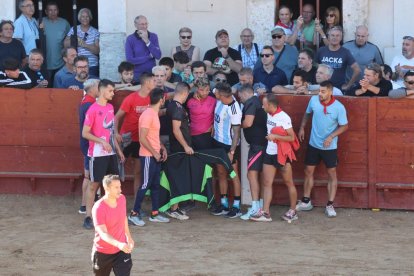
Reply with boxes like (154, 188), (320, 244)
(61, 55), (98, 90)
(253, 46), (287, 94)
(296, 81), (348, 218)
(54, 47), (77, 88)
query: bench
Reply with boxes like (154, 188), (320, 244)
(0, 172), (83, 193)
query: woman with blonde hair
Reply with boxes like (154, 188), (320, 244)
(171, 27), (200, 62)
(314, 6), (341, 46)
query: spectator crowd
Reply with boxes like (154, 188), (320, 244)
(3, 2), (414, 273)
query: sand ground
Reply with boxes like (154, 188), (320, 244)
(0, 194), (413, 276)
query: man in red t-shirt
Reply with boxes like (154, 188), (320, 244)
(92, 175), (134, 275)
(114, 73), (155, 197)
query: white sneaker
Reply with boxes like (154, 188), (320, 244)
(296, 200), (314, 211)
(149, 214), (170, 223)
(325, 205), (337, 218)
(240, 207), (259, 221)
(128, 213), (145, 227)
(166, 209), (189, 220)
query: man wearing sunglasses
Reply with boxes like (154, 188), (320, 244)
(203, 29), (242, 86)
(253, 46), (288, 94)
(254, 28), (298, 82)
(391, 36), (414, 88)
(389, 71), (414, 99)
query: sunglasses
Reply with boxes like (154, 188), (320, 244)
(215, 78), (227, 83)
(83, 32), (89, 41)
(326, 14), (335, 18)
(271, 34), (283, 39)
(260, 54), (272, 58)
(403, 36), (414, 41)
(180, 36), (192, 39)
(405, 80), (414, 85)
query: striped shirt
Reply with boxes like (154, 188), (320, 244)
(213, 99), (242, 146)
(67, 25), (100, 67)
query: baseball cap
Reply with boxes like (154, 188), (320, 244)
(215, 29), (229, 39)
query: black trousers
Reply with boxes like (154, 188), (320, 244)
(92, 250), (132, 276)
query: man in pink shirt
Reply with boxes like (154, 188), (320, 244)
(128, 88), (169, 226)
(92, 175), (134, 275)
(82, 79), (125, 229)
(185, 76), (216, 150)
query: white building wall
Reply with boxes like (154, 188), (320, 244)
(98, 0), (127, 81)
(0, 0), (16, 21)
(125, 0), (249, 60)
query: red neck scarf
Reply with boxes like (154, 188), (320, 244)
(320, 97), (335, 114)
(269, 106), (283, 116)
(276, 20), (294, 31)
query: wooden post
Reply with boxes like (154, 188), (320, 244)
(367, 98), (377, 208)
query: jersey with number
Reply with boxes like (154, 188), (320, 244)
(266, 111), (293, 155)
(213, 99), (242, 146)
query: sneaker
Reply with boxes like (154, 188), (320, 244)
(240, 207), (259, 221)
(225, 207), (242, 218)
(166, 209), (189, 220)
(250, 209), (272, 222)
(179, 201), (196, 213)
(78, 205), (86, 214)
(296, 200), (314, 211)
(325, 205), (337, 218)
(281, 209), (298, 222)
(139, 209), (148, 217)
(210, 204), (229, 216)
(128, 212), (145, 227)
(83, 216), (93, 229)
(149, 214), (170, 223)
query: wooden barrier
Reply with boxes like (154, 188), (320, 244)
(0, 88), (413, 209)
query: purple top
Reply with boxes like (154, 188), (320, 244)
(125, 31), (161, 81)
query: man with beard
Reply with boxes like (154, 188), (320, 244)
(296, 81), (348, 218)
(82, 79), (125, 229)
(391, 36), (414, 88)
(115, 73), (155, 203)
(62, 55), (97, 90)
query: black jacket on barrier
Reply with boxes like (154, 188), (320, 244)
(159, 148), (236, 212)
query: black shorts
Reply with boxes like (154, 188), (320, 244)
(212, 139), (240, 164)
(191, 132), (214, 150)
(92, 250), (132, 276)
(123, 141), (140, 159)
(90, 155), (120, 183)
(247, 144), (265, 171)
(262, 153), (284, 168)
(83, 155), (90, 171)
(305, 144), (338, 168)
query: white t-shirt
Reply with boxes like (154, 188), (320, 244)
(391, 55), (414, 88)
(266, 111), (293, 155)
